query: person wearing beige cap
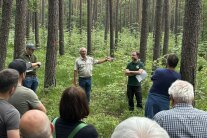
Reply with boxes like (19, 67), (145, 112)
(20, 110), (53, 138)
(20, 43), (41, 92)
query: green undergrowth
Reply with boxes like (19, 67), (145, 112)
(5, 28), (207, 138)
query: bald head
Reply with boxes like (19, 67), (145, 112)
(20, 110), (52, 138)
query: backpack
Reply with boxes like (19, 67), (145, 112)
(52, 117), (88, 138)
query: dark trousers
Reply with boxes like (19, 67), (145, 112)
(127, 85), (142, 110)
(79, 77), (91, 103)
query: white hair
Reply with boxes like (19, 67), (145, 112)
(111, 117), (169, 138)
(79, 47), (87, 52)
(168, 80), (194, 104)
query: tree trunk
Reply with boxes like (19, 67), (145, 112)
(109, 0), (114, 57)
(13, 0), (27, 59)
(174, 0), (178, 47)
(59, 0), (64, 55)
(34, 1), (39, 48)
(104, 0), (109, 42)
(115, 0), (119, 48)
(163, 0), (170, 55)
(79, 0), (82, 34)
(136, 0), (141, 30)
(0, 0), (3, 8)
(180, 0), (201, 88)
(87, 0), (92, 55)
(41, 0), (45, 27)
(139, 0), (148, 63)
(92, 0), (97, 26)
(26, 9), (30, 41)
(153, 0), (163, 61)
(67, 0), (72, 32)
(44, 0), (58, 88)
(0, 0), (13, 70)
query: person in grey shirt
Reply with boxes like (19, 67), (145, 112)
(73, 47), (113, 103)
(8, 59), (46, 116)
(154, 80), (207, 138)
(0, 69), (20, 138)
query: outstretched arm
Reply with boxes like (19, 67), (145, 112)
(97, 57), (113, 64)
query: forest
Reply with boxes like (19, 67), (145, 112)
(0, 0), (207, 137)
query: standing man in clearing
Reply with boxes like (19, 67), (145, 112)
(73, 47), (112, 103)
(125, 51), (144, 111)
(20, 43), (41, 92)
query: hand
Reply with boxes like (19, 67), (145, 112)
(106, 57), (114, 62)
(37, 62), (41, 67)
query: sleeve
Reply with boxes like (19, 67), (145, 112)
(74, 59), (78, 70)
(6, 108), (20, 130)
(26, 90), (41, 109)
(76, 124), (98, 138)
(92, 58), (98, 65)
(139, 62), (145, 69)
(126, 63), (130, 69)
(151, 69), (160, 81)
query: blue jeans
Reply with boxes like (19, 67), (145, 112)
(145, 93), (170, 119)
(79, 77), (91, 103)
(23, 76), (39, 92)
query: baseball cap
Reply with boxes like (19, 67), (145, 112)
(8, 59), (32, 74)
(26, 43), (36, 50)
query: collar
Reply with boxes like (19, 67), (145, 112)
(80, 56), (88, 60)
(173, 103), (193, 108)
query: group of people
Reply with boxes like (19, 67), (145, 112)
(1, 44), (207, 138)
(0, 69), (98, 137)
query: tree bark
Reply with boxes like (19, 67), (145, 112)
(13, 0), (27, 59)
(67, 0), (72, 32)
(139, 0), (148, 63)
(153, 0), (163, 61)
(44, 0), (58, 88)
(104, 0), (109, 41)
(34, 1), (39, 48)
(180, 0), (201, 88)
(174, 0), (178, 47)
(41, 0), (45, 27)
(109, 0), (114, 57)
(115, 0), (119, 48)
(0, 0), (13, 70)
(87, 0), (92, 55)
(163, 0), (170, 55)
(26, 9), (30, 41)
(59, 0), (64, 55)
(79, 0), (82, 34)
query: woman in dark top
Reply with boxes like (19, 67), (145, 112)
(144, 54), (181, 119)
(53, 86), (98, 138)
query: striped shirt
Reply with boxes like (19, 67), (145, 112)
(153, 103), (207, 138)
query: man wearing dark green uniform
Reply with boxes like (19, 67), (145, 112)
(125, 52), (144, 111)
(20, 44), (41, 92)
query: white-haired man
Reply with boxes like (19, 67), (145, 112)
(73, 47), (113, 103)
(111, 117), (169, 138)
(20, 110), (53, 138)
(154, 80), (207, 137)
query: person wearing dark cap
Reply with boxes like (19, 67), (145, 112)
(20, 43), (41, 92)
(8, 59), (46, 116)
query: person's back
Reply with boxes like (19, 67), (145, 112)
(154, 104), (207, 137)
(0, 100), (20, 138)
(154, 80), (207, 137)
(54, 118), (98, 138)
(53, 86), (98, 138)
(149, 68), (181, 97)
(8, 85), (42, 116)
(0, 69), (20, 138)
